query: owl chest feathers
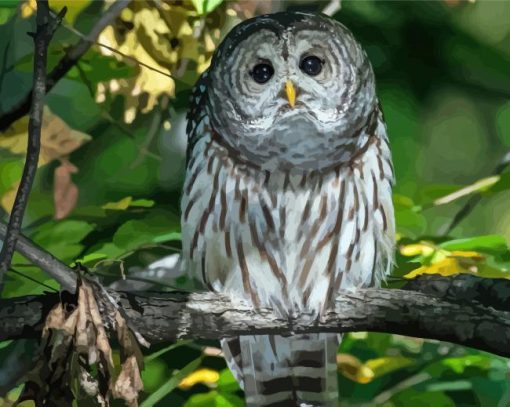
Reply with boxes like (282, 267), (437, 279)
(182, 122), (395, 315)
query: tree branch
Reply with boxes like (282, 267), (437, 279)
(441, 151), (510, 235)
(0, 0), (130, 131)
(0, 1), (66, 288)
(0, 220), (76, 291)
(2, 275), (510, 358)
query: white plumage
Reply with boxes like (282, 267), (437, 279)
(181, 11), (395, 406)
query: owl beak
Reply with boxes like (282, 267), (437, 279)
(285, 80), (296, 108)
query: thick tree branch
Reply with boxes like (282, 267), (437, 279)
(0, 2), (66, 288)
(2, 275), (510, 358)
(0, 0), (130, 131)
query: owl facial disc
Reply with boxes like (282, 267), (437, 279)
(206, 12), (377, 171)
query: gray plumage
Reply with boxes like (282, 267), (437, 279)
(181, 11), (395, 406)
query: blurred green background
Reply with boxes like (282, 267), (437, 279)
(1, 0), (510, 405)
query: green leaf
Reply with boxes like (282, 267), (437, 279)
(393, 194), (427, 238)
(217, 369), (240, 393)
(2, 259), (59, 298)
(102, 196), (155, 210)
(439, 355), (492, 375)
(131, 199), (155, 208)
(77, 51), (137, 83)
(191, 0), (223, 14)
(32, 220), (94, 243)
(0, 6), (16, 25)
(113, 217), (176, 251)
(425, 380), (472, 392)
(140, 357), (203, 407)
(74, 252), (108, 266)
(145, 340), (192, 363)
(439, 235), (508, 255)
(391, 388), (455, 407)
(184, 391), (243, 407)
(153, 232), (182, 243)
(31, 220), (95, 262)
(490, 171), (510, 193)
(142, 359), (168, 393)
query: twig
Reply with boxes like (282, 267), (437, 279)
(0, 220), (76, 291)
(3, 275), (510, 358)
(0, 0), (130, 131)
(130, 96), (167, 169)
(8, 267), (58, 292)
(0, 1), (66, 288)
(441, 151), (510, 235)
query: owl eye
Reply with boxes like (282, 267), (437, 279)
(249, 63), (274, 84)
(299, 55), (324, 76)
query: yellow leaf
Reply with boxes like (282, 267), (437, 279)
(0, 108), (91, 213)
(1, 182), (18, 213)
(49, 0), (92, 23)
(405, 258), (465, 278)
(21, 0), (36, 18)
(449, 251), (484, 259)
(0, 107), (91, 166)
(102, 197), (133, 210)
(95, 1), (229, 122)
(337, 354), (374, 384)
(399, 243), (435, 257)
(178, 368), (220, 390)
(364, 356), (414, 378)
(338, 354), (414, 384)
(404, 249), (487, 279)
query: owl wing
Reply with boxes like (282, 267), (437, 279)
(186, 69), (211, 165)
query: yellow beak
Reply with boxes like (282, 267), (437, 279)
(285, 80), (296, 108)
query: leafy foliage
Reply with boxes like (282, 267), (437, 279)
(2, 0), (510, 405)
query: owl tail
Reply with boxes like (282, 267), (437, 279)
(222, 334), (339, 406)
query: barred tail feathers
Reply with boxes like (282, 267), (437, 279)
(222, 334), (339, 406)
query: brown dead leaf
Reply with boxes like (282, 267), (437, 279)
(18, 278), (146, 406)
(112, 356), (144, 407)
(53, 159), (79, 220)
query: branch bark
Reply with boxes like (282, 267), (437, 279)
(2, 275), (510, 358)
(0, 1), (66, 288)
(0, 0), (130, 131)
(0, 220), (77, 291)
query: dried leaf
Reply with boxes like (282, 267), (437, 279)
(53, 159), (79, 220)
(112, 356), (144, 407)
(18, 278), (146, 406)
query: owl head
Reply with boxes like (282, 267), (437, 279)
(205, 12), (378, 171)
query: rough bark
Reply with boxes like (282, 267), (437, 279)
(2, 275), (510, 358)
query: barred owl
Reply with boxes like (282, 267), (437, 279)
(181, 11), (395, 406)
